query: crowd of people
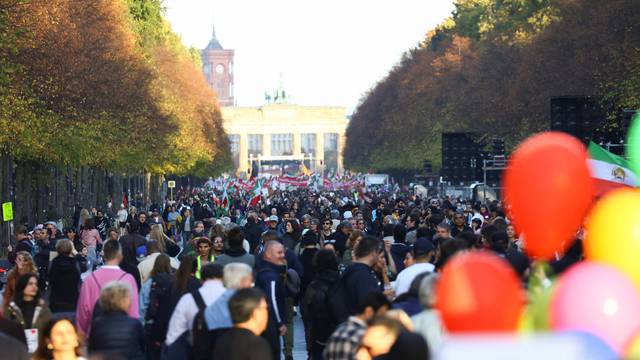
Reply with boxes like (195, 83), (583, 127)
(0, 180), (582, 360)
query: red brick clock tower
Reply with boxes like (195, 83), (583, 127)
(201, 24), (234, 106)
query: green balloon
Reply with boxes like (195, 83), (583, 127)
(520, 262), (554, 332)
(626, 111), (640, 177)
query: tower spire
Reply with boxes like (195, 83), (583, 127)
(212, 22), (217, 39)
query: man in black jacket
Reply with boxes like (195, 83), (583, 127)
(255, 240), (287, 360)
(212, 288), (272, 360)
(33, 227), (51, 292)
(342, 235), (383, 316)
(243, 212), (263, 253)
(450, 211), (472, 238)
(95, 210), (109, 241)
(137, 212), (151, 238)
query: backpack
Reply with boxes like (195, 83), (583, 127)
(284, 268), (301, 297)
(191, 289), (211, 360)
(144, 274), (172, 326)
(304, 275), (339, 342)
(91, 271), (129, 322)
(257, 266), (300, 297)
(327, 271), (353, 324)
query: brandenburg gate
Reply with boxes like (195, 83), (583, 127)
(221, 104), (349, 176)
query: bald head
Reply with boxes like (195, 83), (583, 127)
(263, 240), (285, 265)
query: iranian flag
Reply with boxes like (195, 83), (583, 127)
(247, 180), (263, 208)
(588, 141), (636, 196)
(221, 187), (230, 212)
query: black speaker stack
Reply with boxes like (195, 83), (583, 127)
(441, 133), (506, 186)
(550, 96), (633, 156)
(440, 97), (633, 185)
(550, 96), (601, 144)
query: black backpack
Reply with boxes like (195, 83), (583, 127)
(91, 271), (128, 322)
(304, 275), (340, 342)
(144, 274), (172, 330)
(327, 271), (353, 324)
(191, 289), (211, 360)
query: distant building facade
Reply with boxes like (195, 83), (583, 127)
(201, 25), (234, 106)
(201, 25), (348, 176)
(221, 104), (348, 175)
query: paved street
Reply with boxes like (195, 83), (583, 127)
(292, 312), (307, 360)
(276, 310), (307, 360)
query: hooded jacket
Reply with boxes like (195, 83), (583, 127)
(255, 260), (287, 328)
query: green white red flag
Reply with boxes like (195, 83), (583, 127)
(221, 187), (230, 212)
(247, 179), (263, 208)
(588, 141), (636, 196)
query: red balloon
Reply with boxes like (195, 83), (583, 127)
(436, 251), (525, 332)
(504, 132), (594, 259)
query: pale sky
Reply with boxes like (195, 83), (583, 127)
(163, 0), (455, 113)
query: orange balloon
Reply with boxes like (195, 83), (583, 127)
(436, 251), (525, 332)
(504, 132), (594, 259)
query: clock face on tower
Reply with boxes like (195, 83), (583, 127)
(216, 64), (224, 74)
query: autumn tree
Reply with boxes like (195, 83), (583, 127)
(0, 0), (231, 174)
(345, 0), (640, 173)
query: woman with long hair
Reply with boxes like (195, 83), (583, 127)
(77, 209), (90, 231)
(149, 224), (180, 257)
(282, 219), (301, 251)
(173, 255), (199, 296)
(118, 235), (142, 290)
(149, 224), (168, 253)
(140, 254), (173, 319)
(80, 218), (101, 270)
(148, 255), (198, 357)
(33, 317), (85, 360)
(342, 230), (364, 266)
(3, 251), (37, 314)
(63, 227), (81, 252)
(6, 273), (52, 353)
